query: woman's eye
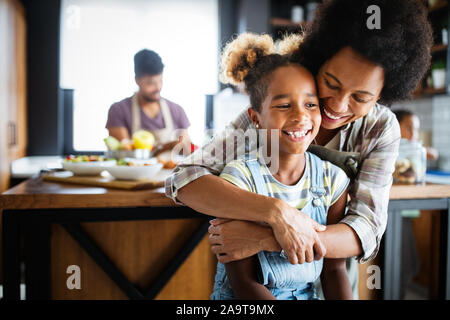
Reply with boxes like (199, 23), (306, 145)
(325, 78), (339, 90)
(352, 95), (368, 103)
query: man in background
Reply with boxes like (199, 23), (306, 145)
(106, 49), (192, 156)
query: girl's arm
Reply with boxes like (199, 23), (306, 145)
(320, 189), (353, 300)
(225, 257), (276, 300)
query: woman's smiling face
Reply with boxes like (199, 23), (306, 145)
(249, 64), (321, 155)
(316, 46), (385, 130)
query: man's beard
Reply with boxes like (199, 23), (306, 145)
(141, 92), (160, 102)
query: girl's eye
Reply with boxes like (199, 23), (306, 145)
(306, 103), (318, 108)
(324, 78), (339, 90)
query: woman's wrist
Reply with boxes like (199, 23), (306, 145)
(259, 228), (282, 252)
(263, 197), (288, 227)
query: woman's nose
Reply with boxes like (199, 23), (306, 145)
(329, 94), (349, 114)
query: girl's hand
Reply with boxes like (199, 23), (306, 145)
(208, 219), (278, 263)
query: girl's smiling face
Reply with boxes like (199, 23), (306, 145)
(248, 64), (321, 155)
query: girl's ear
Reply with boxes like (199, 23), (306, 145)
(247, 106), (260, 127)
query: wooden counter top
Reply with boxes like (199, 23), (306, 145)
(2, 177), (450, 210)
(390, 183), (450, 200)
(0, 177), (177, 210)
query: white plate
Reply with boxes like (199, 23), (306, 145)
(62, 160), (116, 176)
(106, 163), (163, 181)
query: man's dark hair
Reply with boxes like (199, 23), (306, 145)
(134, 49), (164, 78)
(293, 0), (433, 105)
(393, 109), (415, 123)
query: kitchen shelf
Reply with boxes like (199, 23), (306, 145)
(270, 18), (307, 28)
(431, 43), (448, 53)
(421, 87), (447, 95)
(428, 0), (448, 13)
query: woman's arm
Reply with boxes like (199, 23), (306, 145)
(167, 109), (325, 265)
(225, 258), (276, 300)
(208, 214), (362, 263)
(178, 175), (326, 265)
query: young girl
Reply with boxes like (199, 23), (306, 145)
(210, 33), (352, 300)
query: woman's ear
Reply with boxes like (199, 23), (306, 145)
(247, 106), (260, 128)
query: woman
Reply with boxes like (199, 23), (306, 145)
(165, 0), (432, 298)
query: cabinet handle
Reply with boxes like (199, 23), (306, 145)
(8, 122), (16, 147)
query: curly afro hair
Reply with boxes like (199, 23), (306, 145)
(220, 33), (305, 112)
(293, 0), (433, 105)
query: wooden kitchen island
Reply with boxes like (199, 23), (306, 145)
(2, 177), (450, 300)
(383, 183), (450, 300)
(0, 176), (217, 300)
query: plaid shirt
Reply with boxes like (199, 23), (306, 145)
(165, 103), (400, 263)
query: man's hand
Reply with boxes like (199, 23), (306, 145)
(269, 201), (327, 264)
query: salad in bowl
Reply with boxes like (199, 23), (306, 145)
(62, 155), (116, 176)
(105, 158), (163, 180)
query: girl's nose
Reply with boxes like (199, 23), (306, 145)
(291, 105), (310, 121)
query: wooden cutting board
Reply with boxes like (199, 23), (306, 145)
(42, 170), (170, 190)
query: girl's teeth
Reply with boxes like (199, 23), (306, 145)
(288, 130), (308, 138)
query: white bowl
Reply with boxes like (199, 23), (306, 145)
(62, 160), (116, 176)
(106, 162), (163, 181)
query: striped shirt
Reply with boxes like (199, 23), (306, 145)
(165, 103), (401, 263)
(220, 150), (350, 213)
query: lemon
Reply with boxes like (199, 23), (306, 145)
(132, 130), (155, 150)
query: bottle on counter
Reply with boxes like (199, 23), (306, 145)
(394, 139), (427, 184)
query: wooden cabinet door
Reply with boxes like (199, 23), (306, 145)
(0, 0), (26, 193)
(0, 0), (26, 285)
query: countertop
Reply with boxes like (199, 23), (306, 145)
(3, 175), (450, 210)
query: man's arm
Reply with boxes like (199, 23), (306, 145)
(225, 257), (276, 300)
(108, 127), (130, 141)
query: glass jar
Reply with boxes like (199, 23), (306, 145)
(394, 139), (427, 184)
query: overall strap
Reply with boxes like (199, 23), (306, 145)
(308, 152), (326, 199)
(131, 93), (141, 134)
(244, 154), (268, 197)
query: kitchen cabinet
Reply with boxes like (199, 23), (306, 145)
(0, 0), (27, 193)
(0, 0), (27, 286)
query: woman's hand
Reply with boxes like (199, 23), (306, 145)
(209, 219), (279, 263)
(267, 200), (327, 264)
(209, 200), (327, 265)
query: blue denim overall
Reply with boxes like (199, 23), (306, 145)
(210, 152), (327, 300)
